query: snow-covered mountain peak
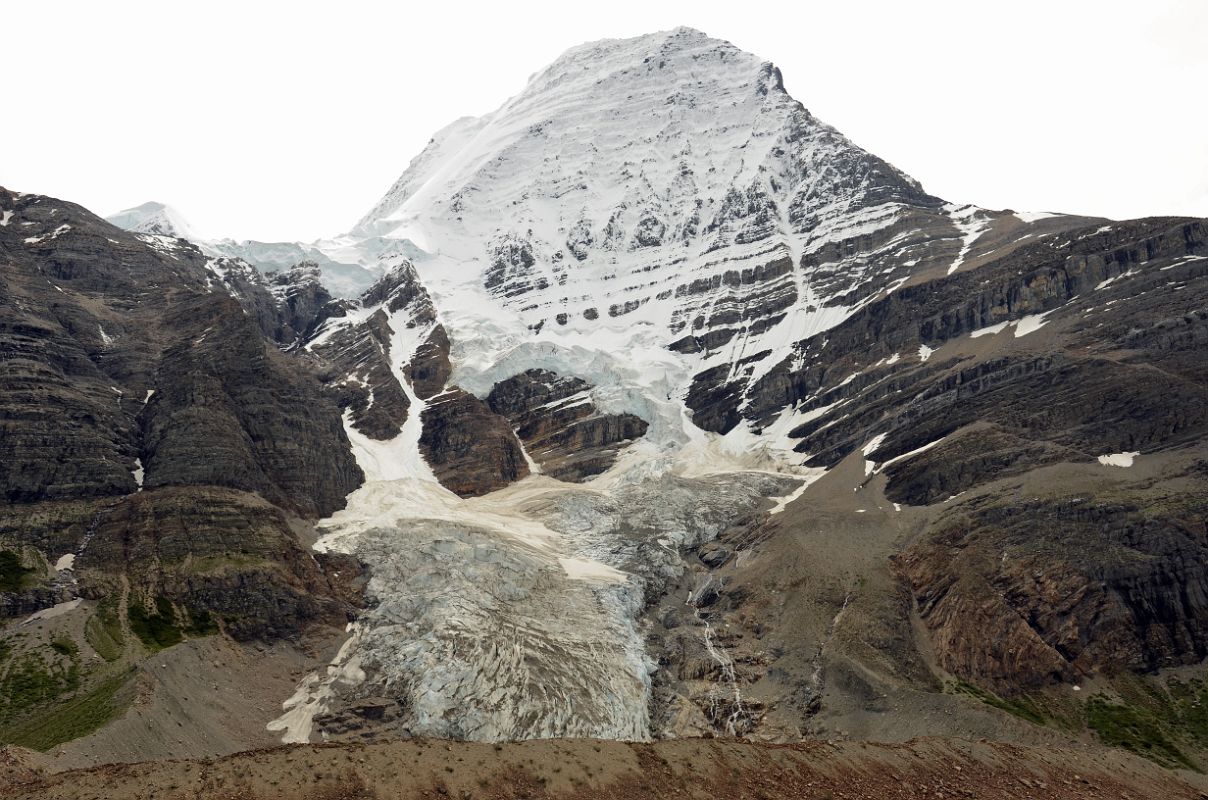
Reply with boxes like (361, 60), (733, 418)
(107, 200), (206, 241)
(268, 28), (1071, 746)
(335, 27), (969, 428)
(351, 27), (818, 245)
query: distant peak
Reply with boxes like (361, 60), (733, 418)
(106, 200), (205, 241)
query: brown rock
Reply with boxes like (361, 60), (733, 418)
(420, 388), (529, 496)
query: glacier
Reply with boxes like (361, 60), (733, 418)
(267, 27), (1011, 744)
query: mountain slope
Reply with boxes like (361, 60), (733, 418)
(264, 26), (1208, 755)
(0, 187), (364, 755)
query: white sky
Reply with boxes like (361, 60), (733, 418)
(4, 0), (1205, 242)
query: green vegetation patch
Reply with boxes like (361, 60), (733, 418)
(49, 636), (78, 657)
(84, 604), (125, 662)
(128, 595), (184, 651)
(1165, 677), (1208, 749)
(1086, 694), (1195, 770)
(0, 650), (81, 720)
(949, 679), (1048, 726)
(0, 550), (35, 592)
(0, 668), (134, 751)
(185, 607), (220, 637)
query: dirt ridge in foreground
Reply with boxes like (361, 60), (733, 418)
(4, 736), (1207, 800)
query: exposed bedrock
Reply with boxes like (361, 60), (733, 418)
(309, 261), (449, 439)
(403, 323), (452, 400)
(731, 217), (1208, 435)
(0, 189), (363, 516)
(143, 292), (362, 518)
(81, 487), (365, 640)
(486, 369), (649, 481)
(312, 308), (411, 440)
(684, 219), (1208, 498)
(208, 259), (342, 347)
(0, 487), (365, 639)
(420, 388), (530, 496)
(899, 468), (1208, 694)
(673, 214), (1208, 713)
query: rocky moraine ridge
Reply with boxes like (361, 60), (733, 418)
(1, 25), (1207, 782)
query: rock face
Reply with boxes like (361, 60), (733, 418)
(312, 307), (411, 440)
(419, 389), (530, 496)
(899, 477), (1208, 693)
(80, 487), (363, 640)
(203, 258), (345, 347)
(141, 292), (362, 518)
(486, 369), (648, 481)
(0, 188), (363, 516)
(695, 215), (1208, 700)
(0, 186), (364, 656)
(306, 260), (444, 441)
(732, 218), (1208, 481)
(403, 324), (452, 400)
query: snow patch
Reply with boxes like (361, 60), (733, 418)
(970, 320), (1011, 338)
(862, 433), (887, 476)
(1097, 451), (1139, 468)
(946, 204), (991, 275)
(1014, 311), (1052, 337)
(1014, 210), (1060, 223)
(24, 224), (70, 244)
(23, 599), (82, 624)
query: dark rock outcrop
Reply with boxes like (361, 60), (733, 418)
(0, 187), (367, 659)
(206, 259), (343, 347)
(419, 388), (529, 496)
(0, 188), (363, 517)
(311, 308), (411, 441)
(403, 324), (452, 400)
(898, 473), (1208, 694)
(78, 486), (363, 641)
(486, 369), (648, 481)
(141, 291), (362, 518)
(308, 260), (443, 439)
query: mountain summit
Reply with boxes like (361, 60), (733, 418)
(329, 27), (1035, 439)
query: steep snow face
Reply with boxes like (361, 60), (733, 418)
(337, 27), (959, 400)
(107, 201), (206, 241)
